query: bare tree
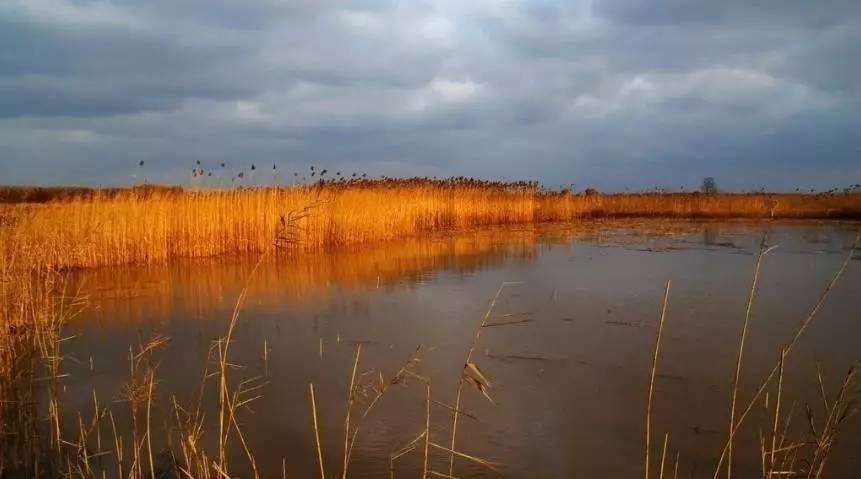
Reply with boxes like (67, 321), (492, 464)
(702, 177), (718, 194)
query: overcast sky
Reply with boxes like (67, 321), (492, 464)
(1, 0), (859, 190)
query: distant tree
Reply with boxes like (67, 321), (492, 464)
(702, 177), (718, 194)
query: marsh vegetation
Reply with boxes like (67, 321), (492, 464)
(1, 181), (860, 478)
(2, 179), (860, 271)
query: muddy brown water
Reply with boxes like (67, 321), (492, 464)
(59, 219), (860, 478)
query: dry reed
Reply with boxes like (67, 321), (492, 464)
(645, 281), (671, 479)
(2, 180), (859, 271)
(726, 235), (777, 478)
(309, 383), (325, 479)
(712, 233), (860, 478)
(2, 186), (859, 478)
(447, 282), (518, 476)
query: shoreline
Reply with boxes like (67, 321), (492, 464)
(2, 181), (859, 271)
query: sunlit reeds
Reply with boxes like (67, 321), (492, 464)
(0, 258), (86, 475)
(2, 179), (859, 271)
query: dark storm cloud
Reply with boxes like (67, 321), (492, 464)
(593, 0), (861, 28)
(0, 0), (858, 189)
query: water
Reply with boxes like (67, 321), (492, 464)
(61, 219), (860, 478)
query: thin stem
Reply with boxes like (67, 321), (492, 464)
(423, 383), (431, 479)
(342, 344), (361, 479)
(310, 383), (325, 479)
(713, 232), (859, 478)
(659, 433), (669, 479)
(728, 235), (774, 479)
(646, 280), (671, 479)
(768, 349), (786, 478)
(447, 282), (517, 476)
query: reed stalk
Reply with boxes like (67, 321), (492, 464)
(447, 282), (517, 476)
(712, 233), (860, 477)
(727, 235), (777, 478)
(342, 344), (361, 479)
(309, 383), (325, 479)
(645, 281), (671, 479)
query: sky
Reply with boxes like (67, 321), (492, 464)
(1, 0), (860, 191)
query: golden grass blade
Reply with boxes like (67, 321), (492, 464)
(429, 442), (499, 470)
(430, 400), (477, 421)
(646, 280), (671, 479)
(463, 363), (492, 389)
(391, 432), (425, 461)
(659, 433), (669, 479)
(309, 383), (325, 479)
(423, 383), (431, 479)
(342, 344), (361, 479)
(673, 451), (680, 479)
(768, 349), (786, 478)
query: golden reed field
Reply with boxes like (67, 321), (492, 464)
(2, 179), (860, 271)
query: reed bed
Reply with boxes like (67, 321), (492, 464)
(1, 180), (859, 478)
(0, 261), (86, 475)
(2, 179), (859, 270)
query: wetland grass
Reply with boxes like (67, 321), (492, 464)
(637, 234), (860, 479)
(0, 193), (859, 478)
(726, 235), (778, 478)
(711, 233), (860, 479)
(1, 179), (860, 271)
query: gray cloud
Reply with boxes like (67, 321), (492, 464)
(0, 0), (859, 190)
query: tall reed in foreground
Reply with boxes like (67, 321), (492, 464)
(712, 233), (860, 478)
(726, 235), (777, 478)
(645, 281), (671, 479)
(447, 282), (519, 477)
(641, 234), (859, 479)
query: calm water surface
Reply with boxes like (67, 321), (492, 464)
(63, 220), (861, 478)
